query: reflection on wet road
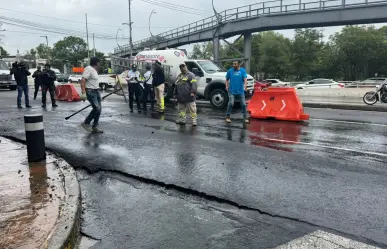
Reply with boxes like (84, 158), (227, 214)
(1, 91), (387, 248)
(0, 138), (64, 249)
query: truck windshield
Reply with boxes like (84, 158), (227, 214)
(197, 61), (222, 73)
(0, 61), (8, 70)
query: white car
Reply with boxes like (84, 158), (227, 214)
(264, 79), (289, 86)
(295, 79), (345, 89)
(68, 75), (82, 83)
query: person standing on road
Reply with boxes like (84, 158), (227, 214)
(225, 61), (249, 124)
(174, 63), (198, 126)
(152, 61), (166, 114)
(80, 57), (104, 133)
(32, 66), (43, 100)
(10, 61), (32, 109)
(142, 65), (155, 111)
(126, 64), (142, 113)
(41, 64), (58, 108)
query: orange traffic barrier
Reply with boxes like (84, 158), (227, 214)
(247, 87), (309, 121)
(55, 84), (81, 102)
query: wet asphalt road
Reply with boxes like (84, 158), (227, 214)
(0, 90), (387, 248)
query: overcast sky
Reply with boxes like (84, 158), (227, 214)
(0, 0), (384, 56)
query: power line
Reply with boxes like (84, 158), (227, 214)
(3, 29), (130, 40)
(0, 7), (120, 28)
(142, 0), (211, 13)
(0, 7), (179, 29)
(0, 16), (116, 38)
(139, 0), (212, 15)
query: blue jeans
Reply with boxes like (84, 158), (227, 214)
(226, 93), (247, 118)
(17, 84), (30, 107)
(85, 89), (102, 128)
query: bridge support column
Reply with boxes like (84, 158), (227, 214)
(244, 32), (252, 74)
(213, 36), (220, 63)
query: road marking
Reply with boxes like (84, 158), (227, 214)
(281, 100), (286, 111)
(310, 118), (387, 127)
(261, 137), (387, 157)
(261, 100), (266, 110)
(275, 230), (381, 249)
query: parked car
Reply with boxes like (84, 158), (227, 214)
(346, 78), (386, 88)
(263, 79), (289, 86)
(294, 79), (345, 89)
(254, 81), (270, 91)
(68, 75), (82, 83)
(56, 73), (69, 83)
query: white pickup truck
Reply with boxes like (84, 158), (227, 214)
(135, 49), (255, 108)
(0, 60), (16, 91)
(99, 74), (117, 90)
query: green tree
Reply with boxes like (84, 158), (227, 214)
(258, 31), (292, 79)
(190, 42), (213, 59)
(331, 25), (387, 80)
(94, 51), (108, 73)
(52, 36), (88, 66)
(291, 28), (323, 80)
(36, 43), (51, 59)
(0, 46), (9, 56)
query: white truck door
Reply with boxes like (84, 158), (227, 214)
(184, 61), (206, 96)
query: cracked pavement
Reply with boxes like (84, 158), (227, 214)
(0, 90), (386, 248)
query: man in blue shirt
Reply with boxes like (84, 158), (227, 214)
(225, 61), (249, 123)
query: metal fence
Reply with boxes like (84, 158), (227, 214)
(111, 56), (172, 83)
(114, 0), (387, 55)
(281, 81), (380, 88)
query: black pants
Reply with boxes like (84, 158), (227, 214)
(42, 84), (56, 105)
(143, 84), (155, 109)
(128, 83), (141, 111)
(34, 83), (41, 99)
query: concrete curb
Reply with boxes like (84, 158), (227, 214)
(45, 158), (81, 249)
(1, 136), (81, 249)
(302, 102), (387, 112)
(194, 101), (387, 112)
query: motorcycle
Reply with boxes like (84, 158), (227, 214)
(363, 82), (387, 105)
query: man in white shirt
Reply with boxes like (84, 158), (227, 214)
(142, 65), (155, 110)
(80, 57), (103, 133)
(126, 64), (142, 113)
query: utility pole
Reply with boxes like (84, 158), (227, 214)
(85, 13), (90, 62)
(128, 0), (133, 58)
(40, 36), (49, 63)
(93, 33), (96, 57)
(40, 36), (48, 47)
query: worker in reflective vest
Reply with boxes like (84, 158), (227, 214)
(174, 63), (198, 126)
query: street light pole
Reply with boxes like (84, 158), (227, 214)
(148, 9), (156, 38)
(116, 28), (122, 49)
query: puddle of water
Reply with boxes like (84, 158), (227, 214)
(0, 138), (65, 249)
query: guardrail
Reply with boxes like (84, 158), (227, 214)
(268, 81), (380, 88)
(114, 0), (387, 55)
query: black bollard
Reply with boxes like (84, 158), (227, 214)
(24, 114), (46, 162)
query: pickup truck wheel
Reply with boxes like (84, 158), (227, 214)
(10, 86), (17, 91)
(69, 79), (73, 83)
(210, 89), (228, 109)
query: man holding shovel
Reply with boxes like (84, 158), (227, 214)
(80, 57), (104, 133)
